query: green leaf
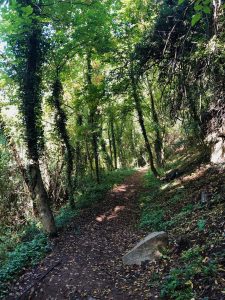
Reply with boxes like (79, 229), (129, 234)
(194, 4), (203, 11)
(178, 0), (185, 4)
(203, 6), (211, 14)
(21, 5), (33, 16)
(203, 0), (211, 5)
(191, 13), (202, 26)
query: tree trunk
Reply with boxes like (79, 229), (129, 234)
(74, 114), (84, 186)
(85, 138), (94, 176)
(92, 126), (100, 183)
(9, 1), (56, 235)
(110, 116), (118, 169)
(130, 65), (159, 177)
(51, 76), (75, 208)
(86, 53), (100, 183)
(116, 121), (126, 168)
(146, 77), (164, 167)
(100, 137), (113, 170)
(108, 125), (113, 166)
(29, 163), (56, 236)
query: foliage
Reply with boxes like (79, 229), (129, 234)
(0, 232), (49, 297)
(161, 246), (217, 299)
(139, 146), (224, 299)
(140, 208), (165, 230)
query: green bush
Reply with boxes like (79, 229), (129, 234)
(0, 233), (50, 296)
(160, 267), (194, 300)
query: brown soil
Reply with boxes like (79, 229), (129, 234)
(7, 169), (156, 300)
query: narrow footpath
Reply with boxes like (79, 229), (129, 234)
(7, 169), (157, 300)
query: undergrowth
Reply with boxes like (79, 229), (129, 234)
(160, 246), (217, 300)
(139, 149), (223, 299)
(0, 168), (134, 298)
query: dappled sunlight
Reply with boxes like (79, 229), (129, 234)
(112, 184), (128, 193)
(181, 164), (211, 184)
(114, 205), (125, 213)
(96, 214), (106, 222)
(96, 205), (126, 222)
(160, 183), (170, 190)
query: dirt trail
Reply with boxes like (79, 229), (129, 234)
(7, 169), (155, 300)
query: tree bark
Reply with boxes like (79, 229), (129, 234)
(100, 137), (113, 170)
(11, 0), (56, 235)
(85, 138), (94, 176)
(51, 76), (75, 208)
(74, 114), (84, 185)
(130, 64), (159, 177)
(86, 53), (100, 183)
(108, 125), (113, 166)
(29, 163), (56, 236)
(146, 77), (164, 167)
(110, 116), (118, 169)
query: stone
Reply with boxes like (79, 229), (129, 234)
(122, 231), (168, 265)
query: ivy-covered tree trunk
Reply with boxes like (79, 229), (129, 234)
(14, 0), (56, 235)
(130, 64), (159, 177)
(51, 75), (75, 208)
(29, 163), (56, 234)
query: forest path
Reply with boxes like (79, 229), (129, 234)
(8, 168), (155, 300)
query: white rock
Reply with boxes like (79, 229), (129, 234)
(122, 231), (168, 265)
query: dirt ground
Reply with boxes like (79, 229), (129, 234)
(7, 169), (158, 300)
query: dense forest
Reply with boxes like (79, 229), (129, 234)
(0, 0), (224, 299)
